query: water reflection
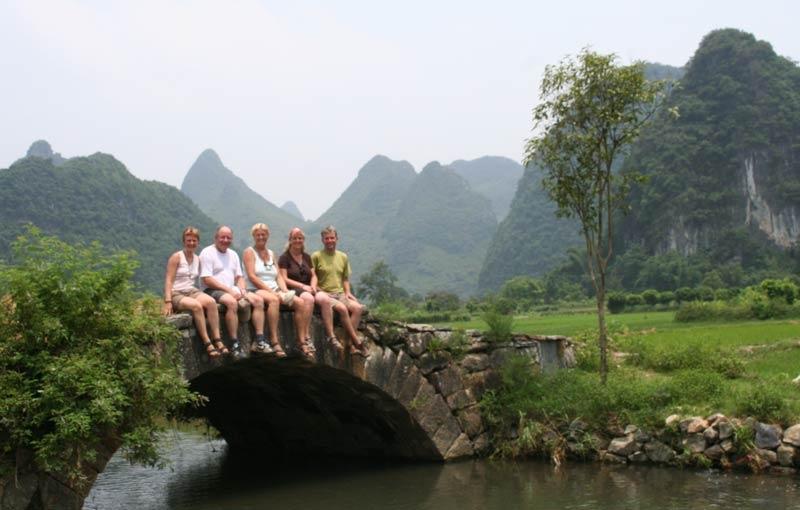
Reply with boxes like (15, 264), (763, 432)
(86, 433), (800, 510)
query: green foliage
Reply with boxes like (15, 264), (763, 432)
(674, 282), (800, 322)
(625, 338), (745, 378)
(0, 229), (198, 483)
(357, 260), (408, 305)
(424, 291), (461, 312)
(524, 49), (666, 382)
(735, 382), (791, 423)
(620, 29), (800, 275)
(499, 276), (546, 310)
(606, 292), (627, 314)
(0, 153), (218, 293)
(760, 278), (798, 305)
(482, 308), (514, 343)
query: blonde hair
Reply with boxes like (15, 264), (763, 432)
(182, 226), (200, 242)
(250, 223), (270, 237)
(283, 227), (307, 254)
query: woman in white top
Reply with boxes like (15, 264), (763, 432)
(163, 227), (226, 358)
(244, 223), (308, 358)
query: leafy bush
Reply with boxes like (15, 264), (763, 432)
(625, 293), (644, 306)
(641, 289), (659, 306)
(607, 292), (627, 314)
(735, 382), (792, 423)
(625, 337), (745, 378)
(0, 228), (198, 482)
(482, 308), (514, 343)
(657, 290), (675, 304)
(760, 278), (798, 305)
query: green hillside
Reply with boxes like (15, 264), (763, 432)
(449, 156), (523, 221)
(383, 162), (497, 296)
(615, 29), (800, 289)
(0, 144), (218, 292)
(477, 162), (582, 292)
(180, 149), (305, 247)
(310, 155), (417, 284)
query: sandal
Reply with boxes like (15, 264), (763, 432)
(252, 339), (273, 355)
(305, 337), (317, 353)
(213, 340), (229, 356)
(299, 341), (315, 359)
(204, 341), (221, 359)
(350, 338), (370, 357)
(326, 336), (344, 352)
(271, 340), (287, 358)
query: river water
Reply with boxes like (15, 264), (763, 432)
(85, 432), (800, 510)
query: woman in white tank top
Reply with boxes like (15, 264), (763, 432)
(244, 222), (312, 359)
(163, 227), (226, 358)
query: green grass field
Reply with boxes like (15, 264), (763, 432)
(441, 310), (800, 423)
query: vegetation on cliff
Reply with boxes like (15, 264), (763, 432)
(0, 148), (218, 293)
(0, 229), (198, 484)
(617, 28), (800, 283)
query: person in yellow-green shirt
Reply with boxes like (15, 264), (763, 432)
(311, 225), (369, 356)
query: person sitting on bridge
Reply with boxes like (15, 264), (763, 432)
(162, 226), (225, 358)
(311, 225), (369, 356)
(277, 227), (318, 359)
(243, 223), (311, 359)
(199, 225), (266, 359)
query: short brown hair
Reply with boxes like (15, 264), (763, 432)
(182, 226), (200, 242)
(320, 225), (338, 238)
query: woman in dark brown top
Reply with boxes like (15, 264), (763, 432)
(278, 227), (317, 358)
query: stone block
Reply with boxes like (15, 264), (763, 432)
(645, 440), (676, 463)
(417, 351), (452, 375)
(431, 416), (462, 456)
(703, 444), (724, 460)
(461, 371), (490, 400)
(385, 351), (415, 398)
(755, 422), (782, 449)
(777, 445), (797, 467)
(457, 405), (485, 439)
(445, 433), (475, 460)
(628, 451), (648, 463)
(783, 424), (800, 447)
(488, 348), (514, 369)
(755, 448), (778, 465)
(472, 433), (490, 456)
(410, 386), (449, 437)
(446, 389), (477, 411)
(460, 353), (489, 373)
(429, 367), (463, 398)
(720, 439), (735, 454)
(405, 332), (431, 357)
(703, 426), (719, 443)
(600, 451), (627, 464)
(166, 313), (193, 329)
(364, 346), (396, 389)
(716, 419), (734, 440)
(608, 436), (638, 457)
(681, 417), (708, 434)
(665, 414), (681, 428)
(769, 466), (797, 476)
(396, 369), (424, 408)
(683, 434), (707, 454)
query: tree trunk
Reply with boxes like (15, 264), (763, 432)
(596, 283), (608, 384)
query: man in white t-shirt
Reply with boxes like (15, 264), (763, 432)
(200, 225), (269, 358)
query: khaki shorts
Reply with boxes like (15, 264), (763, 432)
(328, 292), (354, 307)
(172, 287), (202, 308)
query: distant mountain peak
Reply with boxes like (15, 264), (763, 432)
(24, 140), (65, 166)
(196, 148), (223, 167)
(281, 201), (304, 221)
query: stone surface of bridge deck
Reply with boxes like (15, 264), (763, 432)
(169, 308), (575, 461)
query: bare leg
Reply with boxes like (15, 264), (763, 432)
(178, 297), (211, 344)
(246, 292), (265, 336)
(346, 298), (364, 331)
(218, 293), (239, 339)
(197, 292), (221, 341)
(315, 291), (336, 338)
(300, 293), (315, 340)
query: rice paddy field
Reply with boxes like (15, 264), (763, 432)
(439, 311), (800, 423)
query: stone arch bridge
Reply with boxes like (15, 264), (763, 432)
(169, 308), (575, 461)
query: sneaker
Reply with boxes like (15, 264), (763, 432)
(252, 339), (273, 354)
(231, 341), (245, 359)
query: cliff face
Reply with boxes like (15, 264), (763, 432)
(621, 29), (800, 258)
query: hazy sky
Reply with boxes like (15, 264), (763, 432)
(2, 1), (798, 219)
